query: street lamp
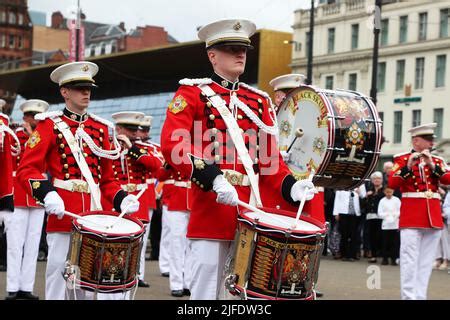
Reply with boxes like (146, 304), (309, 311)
(283, 40), (301, 52)
(306, 0), (316, 85)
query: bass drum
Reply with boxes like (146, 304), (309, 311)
(277, 85), (382, 190)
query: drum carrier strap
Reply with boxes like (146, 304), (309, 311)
(198, 84), (262, 208)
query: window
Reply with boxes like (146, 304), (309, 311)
(0, 11), (6, 23)
(377, 62), (386, 92)
(396, 60), (405, 91)
(394, 111), (403, 144)
(17, 35), (23, 49)
(440, 9), (449, 38)
(9, 34), (15, 49)
(399, 15), (408, 43)
(418, 12), (427, 41)
(351, 24), (359, 50)
(18, 13), (24, 26)
(415, 57), (425, 89)
(100, 43), (106, 55)
(436, 55), (446, 88)
(0, 34), (5, 48)
(328, 28), (335, 54)
(348, 73), (357, 91)
(89, 45), (95, 57)
(8, 12), (16, 24)
(325, 76), (334, 89)
(412, 110), (421, 127)
(380, 19), (389, 46)
(378, 111), (384, 123)
(433, 108), (444, 139)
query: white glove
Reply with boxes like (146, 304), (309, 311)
(212, 175), (239, 206)
(120, 194), (140, 214)
(290, 180), (316, 202)
(116, 134), (132, 149)
(44, 191), (65, 219)
(280, 151), (291, 163)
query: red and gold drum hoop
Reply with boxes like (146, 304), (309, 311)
(277, 85), (383, 190)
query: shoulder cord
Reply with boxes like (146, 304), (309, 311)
(75, 128), (121, 160)
(0, 123), (21, 156)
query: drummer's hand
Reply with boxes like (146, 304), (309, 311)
(280, 151), (291, 163)
(212, 175), (239, 206)
(116, 134), (132, 149)
(290, 180), (316, 202)
(44, 191), (65, 219)
(120, 194), (140, 214)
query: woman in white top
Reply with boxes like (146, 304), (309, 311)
(433, 189), (450, 271)
(378, 187), (401, 265)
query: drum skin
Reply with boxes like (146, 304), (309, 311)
(228, 207), (326, 300)
(68, 211), (145, 293)
(277, 85), (382, 190)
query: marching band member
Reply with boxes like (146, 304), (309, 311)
(160, 18), (316, 300)
(16, 62), (140, 300)
(389, 123), (450, 300)
(5, 100), (49, 300)
(107, 112), (164, 290)
(0, 99), (14, 265)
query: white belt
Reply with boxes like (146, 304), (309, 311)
(146, 178), (157, 184)
(164, 180), (175, 185)
(222, 169), (251, 187)
(402, 192), (441, 200)
(174, 181), (191, 188)
(54, 178), (91, 194)
(121, 183), (147, 193)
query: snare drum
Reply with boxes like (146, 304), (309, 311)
(225, 207), (326, 300)
(277, 85), (382, 190)
(66, 211), (145, 293)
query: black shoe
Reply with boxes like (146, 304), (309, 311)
(0, 265), (6, 272)
(381, 258), (389, 265)
(4, 292), (18, 300)
(183, 289), (191, 296)
(315, 290), (324, 297)
(18, 291), (39, 300)
(161, 272), (169, 277)
(171, 290), (184, 297)
(368, 257), (377, 263)
(138, 280), (150, 288)
(390, 259), (398, 266)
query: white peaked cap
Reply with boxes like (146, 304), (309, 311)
(198, 18), (256, 49)
(269, 74), (306, 91)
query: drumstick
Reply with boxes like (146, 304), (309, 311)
(286, 128), (304, 153)
(108, 187), (147, 229)
(292, 170), (315, 229)
(236, 200), (292, 229)
(63, 211), (107, 228)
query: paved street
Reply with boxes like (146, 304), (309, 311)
(1, 255), (449, 300)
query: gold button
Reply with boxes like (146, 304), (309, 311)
(129, 170), (133, 173)
(214, 141), (220, 148)
(65, 173), (70, 179)
(58, 134), (63, 139)
(130, 176), (134, 180)
(178, 177), (182, 180)
(200, 184), (204, 189)
(196, 181), (200, 185)
(215, 155), (221, 162)
(100, 128), (104, 133)
(259, 109), (263, 114)
(62, 154), (67, 159)
(80, 124), (85, 129)
(83, 153), (88, 157)
(60, 144), (65, 149)
(237, 115), (243, 120)
(258, 98), (262, 103)
(64, 164), (69, 169)
(212, 128), (218, 134)
(206, 102), (212, 108)
(54, 125), (58, 130)
(192, 178), (197, 182)
(83, 143), (87, 148)
(98, 174), (101, 179)
(99, 137), (103, 142)
(112, 165), (115, 169)
(209, 114), (216, 121)
(254, 158), (259, 164)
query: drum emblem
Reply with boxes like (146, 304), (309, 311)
(313, 137), (326, 155)
(346, 122), (365, 149)
(279, 120), (292, 138)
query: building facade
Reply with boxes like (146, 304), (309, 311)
(292, 0), (450, 160)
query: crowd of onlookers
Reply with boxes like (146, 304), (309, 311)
(322, 161), (450, 272)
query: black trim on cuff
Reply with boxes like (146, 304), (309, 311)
(114, 190), (128, 213)
(399, 166), (412, 179)
(29, 179), (55, 203)
(432, 164), (445, 178)
(190, 155), (222, 191)
(0, 195), (14, 212)
(128, 145), (148, 161)
(282, 175), (299, 206)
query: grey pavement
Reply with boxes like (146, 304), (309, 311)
(1, 255), (449, 300)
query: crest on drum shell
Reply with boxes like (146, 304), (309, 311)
(345, 122), (365, 150)
(313, 137), (326, 156)
(279, 120), (292, 138)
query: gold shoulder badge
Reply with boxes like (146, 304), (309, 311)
(32, 181), (41, 190)
(169, 95), (188, 114)
(392, 163), (400, 172)
(27, 131), (41, 149)
(194, 159), (206, 170)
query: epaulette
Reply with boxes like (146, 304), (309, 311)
(15, 127), (24, 133)
(35, 110), (63, 121)
(179, 78), (213, 86)
(0, 112), (9, 122)
(89, 113), (114, 129)
(393, 151), (410, 159)
(239, 82), (270, 99)
(432, 154), (445, 162)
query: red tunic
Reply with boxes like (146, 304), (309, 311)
(157, 166), (190, 212)
(0, 113), (14, 212)
(388, 151), (450, 229)
(160, 76), (296, 241)
(12, 128), (41, 208)
(16, 109), (127, 232)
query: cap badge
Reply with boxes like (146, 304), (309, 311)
(221, 80), (229, 88)
(70, 114), (77, 120)
(82, 65), (90, 72)
(233, 22), (242, 31)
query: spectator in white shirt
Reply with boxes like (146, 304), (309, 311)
(378, 187), (401, 265)
(433, 189), (450, 271)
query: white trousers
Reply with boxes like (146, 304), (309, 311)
(158, 205), (170, 274)
(166, 209), (190, 291)
(435, 224), (450, 260)
(400, 228), (441, 300)
(188, 239), (232, 300)
(138, 210), (153, 281)
(5, 207), (45, 292)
